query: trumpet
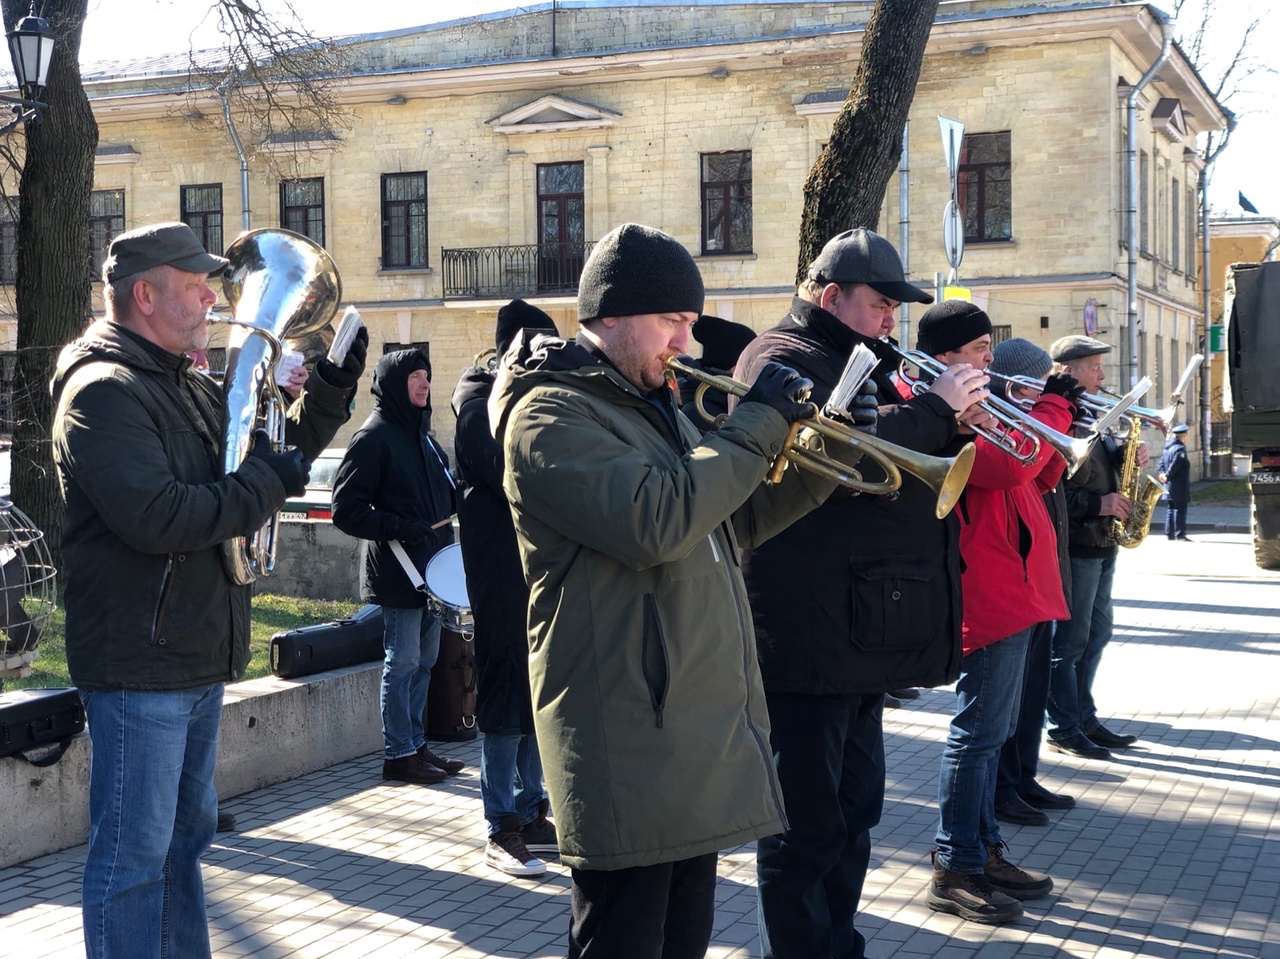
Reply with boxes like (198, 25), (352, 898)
(664, 357), (975, 519)
(889, 345), (1135, 478)
(1098, 352), (1204, 435)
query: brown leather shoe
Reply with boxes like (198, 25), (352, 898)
(418, 745), (465, 775)
(383, 754), (446, 785)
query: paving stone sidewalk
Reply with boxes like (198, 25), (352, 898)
(2, 533), (1278, 958)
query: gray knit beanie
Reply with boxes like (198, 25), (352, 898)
(577, 223), (705, 322)
(989, 337), (1052, 380)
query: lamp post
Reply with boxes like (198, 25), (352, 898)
(1, 5), (55, 136)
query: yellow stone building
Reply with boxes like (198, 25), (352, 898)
(3, 0), (1228, 460)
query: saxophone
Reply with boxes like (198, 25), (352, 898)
(1107, 429), (1167, 549)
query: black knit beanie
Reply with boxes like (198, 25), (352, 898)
(496, 299), (558, 354)
(693, 315), (756, 372)
(916, 299), (993, 356)
(577, 223), (705, 322)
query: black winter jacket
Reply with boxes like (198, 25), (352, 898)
(733, 297), (964, 695)
(51, 320), (351, 690)
(1063, 427), (1124, 557)
(332, 350), (456, 608)
(451, 367), (535, 735)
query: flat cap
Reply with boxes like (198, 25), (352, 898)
(1050, 334), (1111, 363)
(103, 222), (229, 283)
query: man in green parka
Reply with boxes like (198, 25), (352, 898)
(490, 223), (863, 958)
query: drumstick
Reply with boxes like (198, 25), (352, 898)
(430, 517), (453, 530)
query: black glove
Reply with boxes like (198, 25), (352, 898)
(845, 380), (879, 435)
(249, 429), (310, 497)
(1042, 371), (1086, 405)
(396, 519), (437, 546)
(315, 327), (369, 390)
(741, 361), (814, 425)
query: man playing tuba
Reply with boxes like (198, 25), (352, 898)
(51, 222), (365, 959)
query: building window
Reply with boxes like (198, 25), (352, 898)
(958, 132), (1011, 242)
(537, 162), (585, 293)
(700, 151), (753, 254)
(90, 189), (126, 278)
(181, 184), (223, 256)
(992, 324), (1012, 347)
(1186, 186), (1196, 282)
(1139, 151), (1149, 253)
(280, 177), (325, 247)
(1171, 178), (1180, 271)
(381, 172), (428, 269)
(0, 199), (16, 285)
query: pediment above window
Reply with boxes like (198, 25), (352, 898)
(488, 95), (621, 135)
(1151, 98), (1187, 144)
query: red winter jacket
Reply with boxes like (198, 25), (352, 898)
(955, 393), (1074, 654)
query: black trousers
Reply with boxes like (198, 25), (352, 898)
(756, 691), (885, 959)
(996, 618), (1054, 801)
(568, 853), (717, 959)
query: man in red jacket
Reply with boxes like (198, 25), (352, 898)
(917, 301), (1083, 925)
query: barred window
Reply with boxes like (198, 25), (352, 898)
(0, 198), (16, 285)
(181, 183), (223, 256)
(280, 178), (325, 247)
(700, 151), (753, 254)
(91, 189), (126, 278)
(381, 172), (428, 269)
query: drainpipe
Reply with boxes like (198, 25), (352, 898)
(220, 78), (252, 232)
(898, 121), (912, 347)
(1199, 166), (1212, 477)
(1125, 13), (1173, 390)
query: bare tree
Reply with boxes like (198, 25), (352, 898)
(795, 0), (940, 280)
(1, 0), (96, 561)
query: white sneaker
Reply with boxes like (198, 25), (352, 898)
(486, 830), (547, 877)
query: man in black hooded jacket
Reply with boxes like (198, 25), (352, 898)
(452, 299), (560, 877)
(333, 349), (462, 786)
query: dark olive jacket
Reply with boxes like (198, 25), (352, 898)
(51, 320), (351, 691)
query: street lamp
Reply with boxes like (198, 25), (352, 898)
(1, 5), (55, 136)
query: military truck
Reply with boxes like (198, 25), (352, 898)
(1225, 260), (1280, 569)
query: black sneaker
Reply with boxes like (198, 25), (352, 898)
(486, 817), (546, 877)
(521, 800), (558, 855)
(927, 861), (1023, 924)
(984, 842), (1053, 901)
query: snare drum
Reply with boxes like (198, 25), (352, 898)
(424, 543), (473, 636)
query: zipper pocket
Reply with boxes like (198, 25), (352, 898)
(641, 594), (670, 729)
(150, 554), (176, 645)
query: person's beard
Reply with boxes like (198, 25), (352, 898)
(608, 321), (664, 392)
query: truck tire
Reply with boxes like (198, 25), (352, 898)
(1252, 494), (1280, 570)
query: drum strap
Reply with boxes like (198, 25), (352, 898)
(388, 539), (429, 593)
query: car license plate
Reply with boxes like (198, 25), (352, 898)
(1250, 472), (1280, 485)
(280, 511), (308, 520)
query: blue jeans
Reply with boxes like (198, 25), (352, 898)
(1046, 552), (1116, 740)
(79, 685), (223, 959)
(757, 692), (884, 959)
(935, 630), (1031, 875)
(381, 606), (442, 760)
(480, 731), (546, 834)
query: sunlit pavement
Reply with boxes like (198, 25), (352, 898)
(2, 533), (1278, 958)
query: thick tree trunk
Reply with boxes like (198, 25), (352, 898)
(3, 0), (97, 565)
(795, 0), (940, 281)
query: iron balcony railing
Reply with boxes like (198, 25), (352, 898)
(441, 241), (594, 299)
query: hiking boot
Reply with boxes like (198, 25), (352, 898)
(417, 744), (466, 775)
(383, 754), (447, 785)
(486, 816), (547, 877)
(521, 800), (558, 855)
(984, 842), (1054, 900)
(927, 858), (1023, 924)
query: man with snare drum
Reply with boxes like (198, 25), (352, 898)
(333, 349), (462, 786)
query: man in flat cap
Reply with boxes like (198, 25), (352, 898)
(734, 231), (991, 955)
(1043, 335), (1145, 762)
(51, 222), (366, 958)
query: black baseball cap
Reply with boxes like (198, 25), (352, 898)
(103, 222), (229, 283)
(806, 228), (934, 304)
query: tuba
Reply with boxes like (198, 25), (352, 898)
(214, 228), (343, 584)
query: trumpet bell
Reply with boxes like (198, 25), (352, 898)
(932, 441), (976, 520)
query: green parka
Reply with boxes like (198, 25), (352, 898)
(50, 320), (351, 691)
(490, 334), (834, 871)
